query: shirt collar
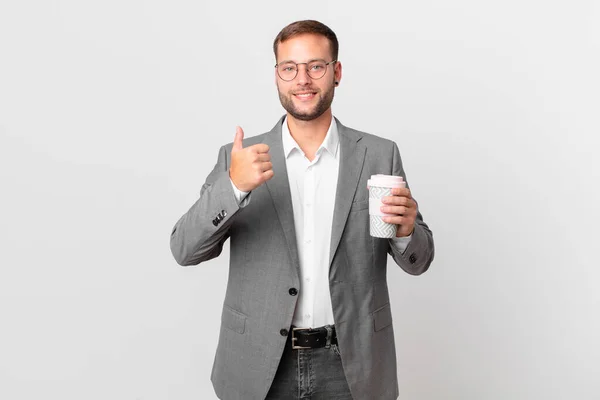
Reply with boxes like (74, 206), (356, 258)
(281, 115), (339, 159)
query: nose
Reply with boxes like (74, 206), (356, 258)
(296, 64), (311, 85)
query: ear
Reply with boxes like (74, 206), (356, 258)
(274, 65), (278, 86)
(334, 61), (342, 86)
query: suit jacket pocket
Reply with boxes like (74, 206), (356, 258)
(372, 303), (393, 332)
(221, 306), (246, 334)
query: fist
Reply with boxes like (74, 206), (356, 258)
(229, 126), (274, 192)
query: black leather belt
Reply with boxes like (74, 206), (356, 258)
(290, 325), (337, 350)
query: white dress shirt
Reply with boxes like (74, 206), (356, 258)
(229, 116), (411, 328)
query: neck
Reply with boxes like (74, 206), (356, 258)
(286, 108), (333, 145)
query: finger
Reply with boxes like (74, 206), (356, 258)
(262, 169), (275, 181)
(256, 153), (271, 162)
(251, 144), (270, 153)
(387, 206), (416, 217)
(382, 216), (405, 225)
(233, 126), (244, 151)
(383, 215), (415, 226)
(391, 187), (411, 197)
(380, 206), (408, 215)
(259, 161), (273, 172)
(382, 195), (409, 206)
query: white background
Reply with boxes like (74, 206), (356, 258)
(1, 1), (599, 399)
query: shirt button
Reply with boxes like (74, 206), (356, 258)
(305, 277), (311, 282)
(289, 288), (298, 296)
(280, 329), (288, 337)
(305, 239), (312, 244)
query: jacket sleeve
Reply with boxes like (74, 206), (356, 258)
(170, 145), (243, 266)
(387, 142), (435, 275)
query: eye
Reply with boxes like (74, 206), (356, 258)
(278, 64), (296, 74)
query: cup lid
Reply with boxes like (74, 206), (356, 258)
(368, 174), (404, 188)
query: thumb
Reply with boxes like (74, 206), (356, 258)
(232, 126), (244, 151)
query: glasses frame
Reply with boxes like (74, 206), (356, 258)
(274, 60), (337, 82)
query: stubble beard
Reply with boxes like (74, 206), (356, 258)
(277, 82), (335, 122)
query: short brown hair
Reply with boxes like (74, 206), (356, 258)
(273, 20), (339, 61)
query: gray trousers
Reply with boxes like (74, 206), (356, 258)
(265, 333), (353, 399)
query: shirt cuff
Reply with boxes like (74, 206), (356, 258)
(230, 178), (251, 208)
(389, 231), (413, 254)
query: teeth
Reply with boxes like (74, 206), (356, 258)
(296, 93), (314, 97)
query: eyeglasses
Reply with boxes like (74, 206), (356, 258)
(275, 60), (337, 81)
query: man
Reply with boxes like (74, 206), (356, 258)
(170, 20), (434, 400)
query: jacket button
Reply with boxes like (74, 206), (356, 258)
(409, 253), (417, 264)
(289, 288), (298, 296)
(280, 329), (288, 337)
(212, 219), (218, 227)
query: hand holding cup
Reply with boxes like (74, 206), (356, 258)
(368, 175), (416, 238)
(380, 186), (417, 237)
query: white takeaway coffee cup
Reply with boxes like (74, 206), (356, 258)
(367, 174), (406, 238)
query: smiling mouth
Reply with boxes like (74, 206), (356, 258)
(293, 91), (317, 100)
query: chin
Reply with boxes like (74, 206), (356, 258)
(292, 113), (318, 121)
(290, 108), (326, 122)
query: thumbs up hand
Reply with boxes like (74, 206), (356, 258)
(229, 126), (274, 192)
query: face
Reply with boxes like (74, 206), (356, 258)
(275, 34), (342, 122)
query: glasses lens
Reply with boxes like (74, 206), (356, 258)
(277, 63), (297, 81)
(307, 61), (327, 79)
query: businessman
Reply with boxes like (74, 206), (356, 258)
(170, 20), (435, 400)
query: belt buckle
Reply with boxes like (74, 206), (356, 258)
(291, 327), (311, 350)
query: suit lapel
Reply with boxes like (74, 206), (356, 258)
(329, 119), (366, 267)
(263, 117), (301, 279)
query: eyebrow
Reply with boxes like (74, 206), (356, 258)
(278, 58), (327, 64)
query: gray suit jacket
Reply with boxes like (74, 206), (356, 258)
(170, 116), (435, 400)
